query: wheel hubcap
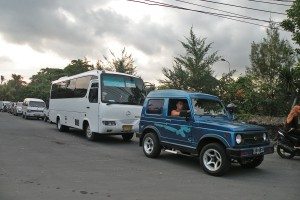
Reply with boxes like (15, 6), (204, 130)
(203, 149), (222, 172)
(57, 120), (61, 129)
(86, 126), (92, 138)
(144, 137), (154, 154)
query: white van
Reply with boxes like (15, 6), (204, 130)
(49, 70), (146, 141)
(0, 101), (10, 111)
(22, 98), (46, 119)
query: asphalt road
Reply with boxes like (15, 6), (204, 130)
(0, 112), (299, 200)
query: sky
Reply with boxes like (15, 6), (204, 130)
(0, 0), (294, 84)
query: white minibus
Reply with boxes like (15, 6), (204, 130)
(22, 98), (46, 119)
(49, 70), (146, 141)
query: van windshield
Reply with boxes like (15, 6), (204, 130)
(29, 101), (45, 108)
(101, 74), (146, 105)
(192, 99), (226, 116)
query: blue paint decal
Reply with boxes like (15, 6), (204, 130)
(155, 123), (191, 138)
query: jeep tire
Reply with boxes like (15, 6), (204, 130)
(199, 143), (230, 176)
(142, 132), (161, 158)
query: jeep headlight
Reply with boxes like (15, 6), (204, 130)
(263, 133), (267, 141)
(236, 134), (242, 144)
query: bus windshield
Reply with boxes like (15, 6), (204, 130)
(101, 74), (146, 105)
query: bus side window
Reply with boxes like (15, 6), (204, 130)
(89, 83), (99, 103)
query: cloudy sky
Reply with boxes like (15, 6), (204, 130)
(0, 0), (294, 84)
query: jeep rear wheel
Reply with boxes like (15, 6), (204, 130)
(200, 143), (230, 176)
(142, 132), (161, 158)
(239, 156), (264, 168)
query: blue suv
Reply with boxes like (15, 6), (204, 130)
(138, 90), (274, 176)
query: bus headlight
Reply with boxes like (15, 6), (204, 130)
(102, 121), (116, 126)
(236, 134), (242, 144)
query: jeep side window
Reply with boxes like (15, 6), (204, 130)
(168, 99), (190, 117)
(146, 99), (164, 115)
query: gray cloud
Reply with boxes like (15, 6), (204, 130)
(0, 0), (292, 82)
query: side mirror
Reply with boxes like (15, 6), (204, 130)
(226, 103), (237, 114)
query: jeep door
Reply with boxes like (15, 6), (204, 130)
(163, 98), (192, 147)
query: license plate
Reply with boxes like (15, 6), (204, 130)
(122, 125), (133, 132)
(253, 147), (264, 155)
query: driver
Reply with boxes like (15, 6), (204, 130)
(171, 100), (190, 117)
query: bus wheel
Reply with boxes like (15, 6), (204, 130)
(85, 124), (96, 141)
(57, 118), (69, 132)
(122, 133), (134, 142)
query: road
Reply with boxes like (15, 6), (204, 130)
(0, 112), (299, 200)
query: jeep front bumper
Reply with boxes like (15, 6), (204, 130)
(226, 144), (274, 158)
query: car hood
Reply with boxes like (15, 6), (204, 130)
(194, 116), (265, 132)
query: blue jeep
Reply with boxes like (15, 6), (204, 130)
(138, 90), (274, 176)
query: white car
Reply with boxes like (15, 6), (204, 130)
(22, 98), (46, 119)
(13, 102), (23, 116)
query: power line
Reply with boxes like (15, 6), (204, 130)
(128, 0), (277, 29)
(196, 0), (286, 15)
(271, 0), (294, 3)
(173, 0), (280, 23)
(246, 0), (292, 6)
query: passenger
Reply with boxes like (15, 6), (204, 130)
(171, 101), (190, 117)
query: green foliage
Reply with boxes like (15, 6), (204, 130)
(159, 28), (220, 94)
(281, 0), (300, 53)
(64, 58), (94, 76)
(103, 48), (137, 75)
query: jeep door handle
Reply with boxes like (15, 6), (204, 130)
(86, 107), (90, 109)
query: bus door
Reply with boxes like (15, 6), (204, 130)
(86, 80), (100, 133)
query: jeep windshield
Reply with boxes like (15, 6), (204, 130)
(101, 74), (146, 105)
(192, 98), (226, 117)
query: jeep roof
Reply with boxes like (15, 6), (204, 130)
(146, 89), (219, 100)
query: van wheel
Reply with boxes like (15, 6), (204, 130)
(239, 156), (264, 168)
(57, 118), (69, 132)
(199, 143), (230, 176)
(142, 132), (161, 158)
(85, 124), (96, 141)
(122, 133), (134, 142)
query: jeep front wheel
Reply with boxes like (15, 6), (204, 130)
(199, 143), (230, 176)
(142, 132), (161, 158)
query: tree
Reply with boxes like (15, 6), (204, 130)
(27, 68), (65, 101)
(104, 48), (136, 75)
(159, 27), (220, 94)
(64, 58), (94, 76)
(248, 22), (295, 92)
(247, 22), (296, 116)
(0, 75), (4, 84)
(281, 0), (300, 53)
